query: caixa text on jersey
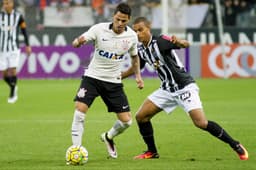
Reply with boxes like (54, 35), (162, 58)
(98, 50), (124, 60)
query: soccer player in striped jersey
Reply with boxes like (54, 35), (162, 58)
(122, 17), (248, 160)
(0, 0), (31, 103)
(70, 3), (144, 159)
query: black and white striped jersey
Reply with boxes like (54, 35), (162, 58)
(138, 35), (195, 92)
(0, 9), (28, 52)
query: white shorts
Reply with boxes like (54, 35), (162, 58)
(0, 50), (21, 71)
(148, 83), (203, 114)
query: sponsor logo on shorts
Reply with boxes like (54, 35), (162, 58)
(179, 91), (191, 101)
(122, 105), (129, 109)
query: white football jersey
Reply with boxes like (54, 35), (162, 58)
(81, 22), (138, 83)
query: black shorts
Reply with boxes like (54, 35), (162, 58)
(74, 76), (130, 113)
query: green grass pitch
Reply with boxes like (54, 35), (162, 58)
(0, 78), (255, 170)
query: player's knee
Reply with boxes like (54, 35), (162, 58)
(122, 119), (132, 128)
(135, 113), (142, 122)
(193, 120), (208, 129)
(75, 101), (88, 113)
(135, 113), (149, 123)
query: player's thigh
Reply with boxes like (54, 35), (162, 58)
(100, 81), (130, 113)
(177, 83), (203, 113)
(147, 88), (177, 114)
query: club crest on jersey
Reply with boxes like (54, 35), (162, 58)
(121, 40), (130, 50)
(98, 50), (124, 60)
(153, 60), (161, 69)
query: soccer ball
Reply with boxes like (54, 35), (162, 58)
(66, 145), (88, 165)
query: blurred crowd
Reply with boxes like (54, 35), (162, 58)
(222, 0), (256, 27)
(4, 0), (256, 30)
(186, 0), (256, 27)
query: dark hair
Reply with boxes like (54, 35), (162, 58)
(133, 17), (151, 27)
(114, 3), (132, 17)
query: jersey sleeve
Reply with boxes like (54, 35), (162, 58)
(18, 14), (30, 46)
(157, 35), (180, 51)
(18, 15), (26, 28)
(129, 35), (138, 57)
(80, 24), (98, 42)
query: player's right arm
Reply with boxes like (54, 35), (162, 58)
(130, 54), (144, 89)
(72, 36), (86, 48)
(72, 24), (98, 48)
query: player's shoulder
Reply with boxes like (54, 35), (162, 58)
(154, 35), (170, 42)
(0, 9), (23, 17)
(154, 35), (173, 46)
(13, 9), (23, 16)
(124, 26), (138, 43)
(126, 26), (137, 36)
(88, 22), (111, 34)
(152, 34), (174, 51)
(91, 22), (110, 29)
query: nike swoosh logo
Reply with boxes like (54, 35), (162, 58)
(102, 38), (109, 41)
(122, 105), (129, 109)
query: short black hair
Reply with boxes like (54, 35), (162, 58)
(133, 17), (151, 27)
(114, 3), (132, 17)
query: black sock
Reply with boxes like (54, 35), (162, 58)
(4, 76), (11, 87)
(9, 76), (17, 97)
(137, 121), (157, 153)
(204, 120), (239, 149)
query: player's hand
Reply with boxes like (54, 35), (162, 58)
(25, 46), (32, 57)
(136, 77), (144, 89)
(72, 38), (80, 48)
(170, 35), (189, 48)
(72, 36), (85, 48)
(170, 35), (177, 44)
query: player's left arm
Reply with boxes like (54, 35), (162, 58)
(170, 35), (190, 48)
(121, 66), (134, 79)
(122, 53), (146, 79)
(130, 54), (144, 89)
(19, 15), (31, 56)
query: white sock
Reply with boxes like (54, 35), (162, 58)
(71, 109), (85, 146)
(107, 119), (132, 139)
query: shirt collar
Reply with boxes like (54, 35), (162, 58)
(142, 35), (153, 48)
(109, 23), (128, 31)
(3, 9), (14, 14)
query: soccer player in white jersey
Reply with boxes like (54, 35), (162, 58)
(70, 3), (144, 159)
(0, 0), (31, 103)
(122, 17), (248, 160)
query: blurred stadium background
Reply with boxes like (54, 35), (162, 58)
(3, 0), (256, 79)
